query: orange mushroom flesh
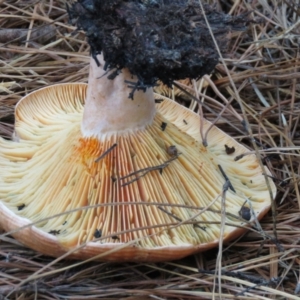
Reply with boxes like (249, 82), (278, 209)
(0, 56), (276, 262)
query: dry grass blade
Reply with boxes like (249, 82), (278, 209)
(0, 0), (300, 299)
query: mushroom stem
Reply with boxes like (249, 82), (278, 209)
(82, 55), (156, 139)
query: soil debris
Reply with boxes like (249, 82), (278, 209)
(69, 0), (251, 88)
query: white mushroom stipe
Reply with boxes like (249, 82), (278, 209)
(82, 56), (156, 139)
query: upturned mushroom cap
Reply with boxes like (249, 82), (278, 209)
(0, 83), (276, 262)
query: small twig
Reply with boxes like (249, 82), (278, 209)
(199, 269), (269, 284)
(295, 282), (300, 295)
(199, 268), (282, 296)
(158, 206), (206, 231)
(215, 177), (231, 296)
(158, 206), (182, 222)
(172, 81), (210, 146)
(95, 143), (117, 162)
(124, 80), (148, 99)
(203, 74), (244, 124)
(107, 68), (121, 80)
(244, 193), (285, 253)
(191, 79), (206, 146)
(120, 155), (179, 186)
(256, 232), (285, 254)
(203, 97), (235, 146)
(172, 81), (201, 105)
(262, 174), (291, 187)
(234, 146), (300, 161)
(236, 277), (281, 296)
(172, 81), (246, 146)
(0, 25), (56, 45)
(218, 165), (236, 193)
(97, 68), (119, 80)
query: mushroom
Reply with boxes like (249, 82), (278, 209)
(0, 0), (276, 262)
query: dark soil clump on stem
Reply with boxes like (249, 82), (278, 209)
(69, 0), (251, 89)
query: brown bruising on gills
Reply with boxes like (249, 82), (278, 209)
(70, 117), (211, 245)
(70, 116), (219, 244)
